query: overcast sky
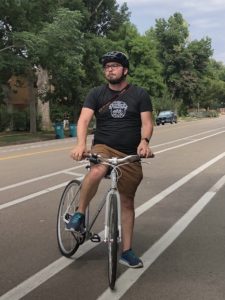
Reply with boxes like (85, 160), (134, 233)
(117, 0), (225, 64)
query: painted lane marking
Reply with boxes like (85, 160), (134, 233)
(151, 126), (225, 148)
(0, 140), (93, 160)
(1, 129), (225, 193)
(97, 174), (225, 299)
(0, 182), (69, 210)
(62, 171), (84, 176)
(0, 128), (224, 161)
(0, 138), (77, 154)
(0, 165), (85, 192)
(0, 176), (84, 211)
(1, 142), (225, 211)
(154, 130), (225, 154)
(0, 152), (225, 299)
(135, 151), (225, 217)
(0, 146), (72, 161)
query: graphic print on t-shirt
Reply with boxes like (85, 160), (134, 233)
(109, 100), (128, 118)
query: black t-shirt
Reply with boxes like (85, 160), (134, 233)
(83, 84), (153, 154)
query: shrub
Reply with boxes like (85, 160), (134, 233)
(12, 110), (29, 131)
(0, 106), (11, 131)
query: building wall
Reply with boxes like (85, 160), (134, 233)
(6, 74), (52, 130)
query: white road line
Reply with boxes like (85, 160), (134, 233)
(151, 126), (225, 148)
(0, 165), (85, 192)
(154, 130), (225, 154)
(0, 136), (94, 154)
(62, 171), (84, 176)
(0, 152), (225, 300)
(1, 129), (225, 194)
(1, 141), (225, 212)
(0, 175), (85, 211)
(135, 151), (225, 217)
(97, 174), (225, 300)
(0, 182), (69, 210)
(0, 239), (102, 300)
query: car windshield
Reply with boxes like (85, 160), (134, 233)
(158, 111), (172, 117)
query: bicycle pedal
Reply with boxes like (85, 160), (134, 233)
(90, 233), (101, 243)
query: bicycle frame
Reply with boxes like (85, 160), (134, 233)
(57, 153), (146, 288)
(84, 166), (122, 243)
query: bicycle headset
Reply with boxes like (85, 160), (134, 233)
(100, 51), (129, 69)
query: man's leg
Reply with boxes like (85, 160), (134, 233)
(120, 193), (135, 251)
(66, 164), (108, 231)
(77, 164), (108, 213)
(119, 193), (143, 268)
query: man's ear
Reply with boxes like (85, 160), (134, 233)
(124, 68), (128, 76)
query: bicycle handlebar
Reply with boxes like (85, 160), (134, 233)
(82, 152), (154, 165)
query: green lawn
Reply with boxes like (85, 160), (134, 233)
(0, 132), (57, 146)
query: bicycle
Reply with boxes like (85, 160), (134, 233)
(57, 153), (146, 289)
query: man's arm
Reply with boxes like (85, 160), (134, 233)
(137, 111), (154, 157)
(141, 111), (154, 141)
(71, 107), (94, 160)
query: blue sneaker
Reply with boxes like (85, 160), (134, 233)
(66, 212), (85, 232)
(119, 249), (143, 268)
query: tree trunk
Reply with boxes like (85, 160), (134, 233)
(27, 76), (37, 133)
(36, 66), (52, 130)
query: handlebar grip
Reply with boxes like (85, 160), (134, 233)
(139, 153), (155, 158)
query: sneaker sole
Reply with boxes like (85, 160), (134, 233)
(119, 258), (143, 268)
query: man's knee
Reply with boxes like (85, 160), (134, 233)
(88, 165), (108, 182)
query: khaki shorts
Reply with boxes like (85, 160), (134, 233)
(91, 144), (143, 199)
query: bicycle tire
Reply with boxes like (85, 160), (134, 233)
(107, 193), (119, 289)
(57, 179), (84, 257)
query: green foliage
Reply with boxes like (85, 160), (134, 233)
(154, 13), (215, 110)
(1, 1), (225, 130)
(11, 110), (29, 131)
(198, 77), (225, 109)
(84, 0), (130, 35)
(50, 102), (74, 123)
(0, 105), (11, 131)
(127, 34), (165, 100)
(0, 106), (42, 131)
(153, 88), (183, 114)
(188, 110), (219, 118)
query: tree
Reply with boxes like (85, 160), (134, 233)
(154, 12), (213, 111)
(83, 0), (130, 35)
(0, 0), (59, 132)
(198, 59), (225, 109)
(128, 34), (165, 100)
(36, 8), (85, 122)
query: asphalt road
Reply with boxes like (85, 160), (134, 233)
(0, 116), (225, 300)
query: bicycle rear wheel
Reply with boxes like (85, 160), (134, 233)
(107, 193), (119, 289)
(57, 179), (84, 257)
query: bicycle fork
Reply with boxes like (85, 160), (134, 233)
(104, 189), (122, 243)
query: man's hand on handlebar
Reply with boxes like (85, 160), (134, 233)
(70, 144), (87, 161)
(137, 142), (154, 158)
(139, 152), (155, 158)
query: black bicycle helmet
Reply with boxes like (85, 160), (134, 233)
(100, 51), (129, 68)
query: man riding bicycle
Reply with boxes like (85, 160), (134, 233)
(68, 51), (154, 268)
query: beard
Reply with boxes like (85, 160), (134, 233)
(107, 73), (127, 84)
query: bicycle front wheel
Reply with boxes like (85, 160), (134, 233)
(107, 193), (119, 290)
(57, 179), (84, 257)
